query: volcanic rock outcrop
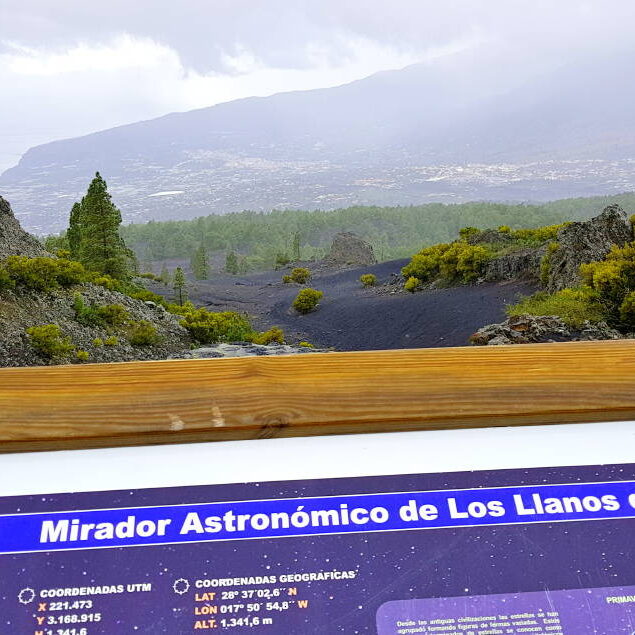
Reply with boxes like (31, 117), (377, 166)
(325, 232), (377, 267)
(0, 196), (49, 259)
(545, 204), (632, 291)
(469, 314), (622, 346)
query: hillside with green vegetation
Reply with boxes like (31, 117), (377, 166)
(400, 223), (568, 289)
(0, 176), (297, 367)
(114, 192), (635, 271)
(33, 188), (635, 355)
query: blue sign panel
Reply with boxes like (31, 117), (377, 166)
(1, 464), (635, 633)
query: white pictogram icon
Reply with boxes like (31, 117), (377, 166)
(18, 588), (35, 604)
(173, 578), (190, 595)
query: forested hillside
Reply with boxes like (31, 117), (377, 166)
(119, 192), (635, 271)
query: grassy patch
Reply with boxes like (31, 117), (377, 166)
(506, 287), (606, 328)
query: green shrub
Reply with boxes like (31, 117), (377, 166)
(165, 301), (195, 316)
(55, 249), (72, 259)
(402, 242), (490, 284)
(4, 256), (87, 291)
(509, 222), (569, 244)
(579, 242), (635, 325)
(73, 295), (128, 327)
(402, 243), (450, 282)
(452, 243), (490, 282)
(275, 253), (290, 268)
(506, 287), (605, 328)
(459, 227), (481, 241)
(292, 288), (323, 314)
(126, 320), (159, 346)
(75, 350), (90, 362)
(104, 336), (119, 346)
(93, 338), (104, 347)
(90, 275), (118, 291)
(360, 273), (377, 287)
(404, 276), (421, 293)
(498, 225), (511, 233)
(581, 259), (627, 307)
(97, 304), (129, 326)
(26, 324), (75, 359)
(540, 241), (559, 286)
(6, 256), (60, 291)
(619, 291), (635, 328)
(43, 234), (68, 254)
(282, 275), (293, 284)
(0, 265), (15, 291)
(251, 327), (285, 345)
(436, 242), (490, 282)
(180, 309), (254, 344)
(52, 259), (86, 286)
(299, 341), (314, 348)
(128, 288), (168, 307)
(289, 267), (311, 284)
(73, 294), (102, 326)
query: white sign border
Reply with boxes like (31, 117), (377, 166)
(1, 421), (634, 497)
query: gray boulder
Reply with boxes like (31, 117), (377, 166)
(484, 246), (545, 282)
(0, 196), (49, 259)
(325, 232), (376, 266)
(546, 204), (632, 292)
(184, 342), (327, 359)
(469, 314), (622, 346)
(467, 228), (514, 247)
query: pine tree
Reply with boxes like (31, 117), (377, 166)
(76, 172), (131, 279)
(191, 244), (209, 280)
(275, 252), (290, 269)
(173, 267), (187, 306)
(292, 232), (301, 261)
(67, 201), (83, 258)
(159, 264), (171, 285)
(238, 256), (249, 274)
(225, 251), (239, 275)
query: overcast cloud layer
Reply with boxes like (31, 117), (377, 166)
(1, 0), (634, 173)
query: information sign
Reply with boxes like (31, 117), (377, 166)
(1, 422), (634, 634)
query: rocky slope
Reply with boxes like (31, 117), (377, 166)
(471, 204), (634, 345)
(0, 196), (192, 366)
(0, 284), (191, 367)
(470, 315), (622, 346)
(0, 196), (48, 258)
(0, 196), (326, 366)
(545, 204), (632, 292)
(483, 204), (632, 289)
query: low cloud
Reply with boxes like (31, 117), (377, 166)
(0, 31), (461, 172)
(1, 0), (635, 173)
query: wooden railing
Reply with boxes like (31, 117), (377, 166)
(1, 340), (634, 453)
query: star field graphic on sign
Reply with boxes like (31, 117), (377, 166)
(1, 464), (634, 633)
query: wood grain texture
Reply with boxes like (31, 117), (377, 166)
(0, 341), (634, 453)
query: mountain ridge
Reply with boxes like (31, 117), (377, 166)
(3, 49), (635, 233)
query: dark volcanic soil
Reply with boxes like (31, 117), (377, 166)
(148, 259), (537, 351)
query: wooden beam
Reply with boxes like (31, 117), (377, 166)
(1, 340), (634, 453)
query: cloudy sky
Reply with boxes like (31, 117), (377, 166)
(1, 0), (634, 173)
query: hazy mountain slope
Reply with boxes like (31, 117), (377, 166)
(3, 49), (635, 233)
